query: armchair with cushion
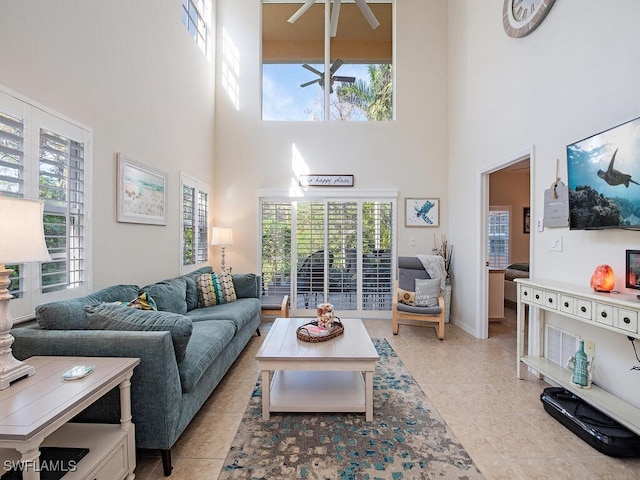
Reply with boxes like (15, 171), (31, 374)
(392, 256), (445, 339)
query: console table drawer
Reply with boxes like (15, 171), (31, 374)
(616, 309), (638, 334)
(575, 299), (592, 320)
(532, 289), (545, 306)
(559, 295), (574, 314)
(544, 292), (558, 309)
(595, 303), (614, 326)
(521, 286), (532, 302)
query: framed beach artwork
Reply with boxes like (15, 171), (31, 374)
(405, 197), (440, 227)
(117, 153), (167, 225)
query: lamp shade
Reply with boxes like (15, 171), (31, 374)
(0, 197), (51, 264)
(211, 227), (233, 246)
(590, 264), (615, 292)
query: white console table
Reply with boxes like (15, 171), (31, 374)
(516, 278), (640, 436)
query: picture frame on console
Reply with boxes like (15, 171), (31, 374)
(117, 153), (168, 225)
(625, 249), (640, 290)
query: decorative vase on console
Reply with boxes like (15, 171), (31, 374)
(570, 340), (590, 388)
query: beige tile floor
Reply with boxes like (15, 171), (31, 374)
(135, 309), (640, 479)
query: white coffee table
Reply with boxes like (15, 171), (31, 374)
(256, 318), (380, 421)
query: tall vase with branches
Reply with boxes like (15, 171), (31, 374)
(433, 234), (453, 283)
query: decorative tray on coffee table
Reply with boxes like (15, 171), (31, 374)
(296, 318), (344, 343)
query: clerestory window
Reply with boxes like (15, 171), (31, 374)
(182, 0), (211, 56)
(262, 0), (393, 121)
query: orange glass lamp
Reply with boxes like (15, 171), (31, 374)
(590, 264), (615, 292)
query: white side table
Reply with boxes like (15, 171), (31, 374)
(0, 356), (139, 480)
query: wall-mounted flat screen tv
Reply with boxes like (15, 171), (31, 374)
(567, 116), (640, 230)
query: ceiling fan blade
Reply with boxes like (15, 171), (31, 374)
(302, 64), (323, 76)
(288, 0), (315, 24)
(330, 58), (344, 74)
(301, 79), (321, 88)
(333, 76), (355, 83)
(330, 0), (342, 37)
(354, 0), (380, 30)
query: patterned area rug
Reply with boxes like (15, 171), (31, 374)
(218, 339), (484, 480)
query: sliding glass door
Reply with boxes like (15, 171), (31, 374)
(260, 195), (395, 318)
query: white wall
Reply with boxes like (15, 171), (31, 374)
(0, 0), (216, 289)
(449, 0), (640, 405)
(213, 0), (451, 275)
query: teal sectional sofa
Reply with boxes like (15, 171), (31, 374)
(10, 266), (261, 476)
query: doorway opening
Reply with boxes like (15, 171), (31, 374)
(480, 151), (532, 340)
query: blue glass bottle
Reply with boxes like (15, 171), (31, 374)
(572, 340), (589, 387)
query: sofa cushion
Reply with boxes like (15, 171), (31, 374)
(85, 302), (193, 361)
(183, 266), (213, 311)
(36, 284), (140, 330)
(232, 273), (259, 299)
(414, 278), (440, 307)
(396, 303), (441, 315)
(186, 298), (260, 333)
(178, 319), (236, 393)
(140, 277), (188, 315)
(218, 269), (237, 303)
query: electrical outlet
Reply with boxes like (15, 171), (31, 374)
(584, 339), (595, 358)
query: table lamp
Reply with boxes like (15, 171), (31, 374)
(211, 227), (233, 270)
(0, 196), (51, 389)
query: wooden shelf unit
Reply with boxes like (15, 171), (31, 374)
(515, 278), (640, 436)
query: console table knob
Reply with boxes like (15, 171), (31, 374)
(601, 311), (607, 318)
(564, 302), (569, 307)
(581, 306), (587, 313)
(624, 317), (631, 324)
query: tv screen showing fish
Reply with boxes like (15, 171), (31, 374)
(567, 115), (640, 230)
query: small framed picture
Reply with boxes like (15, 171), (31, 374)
(523, 207), (531, 234)
(626, 250), (640, 289)
(117, 153), (168, 225)
(405, 198), (439, 227)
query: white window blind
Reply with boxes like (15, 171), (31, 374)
(260, 194), (395, 318)
(488, 207), (510, 269)
(181, 173), (209, 269)
(0, 87), (92, 321)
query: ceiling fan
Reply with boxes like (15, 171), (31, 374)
(300, 59), (355, 93)
(288, 0), (380, 37)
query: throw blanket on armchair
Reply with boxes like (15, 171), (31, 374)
(416, 254), (446, 290)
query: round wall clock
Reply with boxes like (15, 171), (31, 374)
(503, 0), (557, 38)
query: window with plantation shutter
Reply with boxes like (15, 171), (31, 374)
(488, 207), (510, 269)
(181, 173), (209, 269)
(0, 86), (92, 321)
(259, 192), (396, 318)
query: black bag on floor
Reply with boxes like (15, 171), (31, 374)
(540, 387), (640, 457)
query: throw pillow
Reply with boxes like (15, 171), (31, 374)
(414, 278), (441, 308)
(398, 288), (415, 306)
(127, 292), (158, 310)
(197, 273), (223, 307)
(218, 268), (237, 303)
(85, 303), (193, 361)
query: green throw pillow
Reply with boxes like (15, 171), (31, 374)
(85, 303), (192, 361)
(414, 278), (440, 308)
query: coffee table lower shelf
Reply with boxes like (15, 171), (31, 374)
(269, 370), (366, 415)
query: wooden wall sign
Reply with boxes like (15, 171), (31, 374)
(299, 175), (354, 187)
